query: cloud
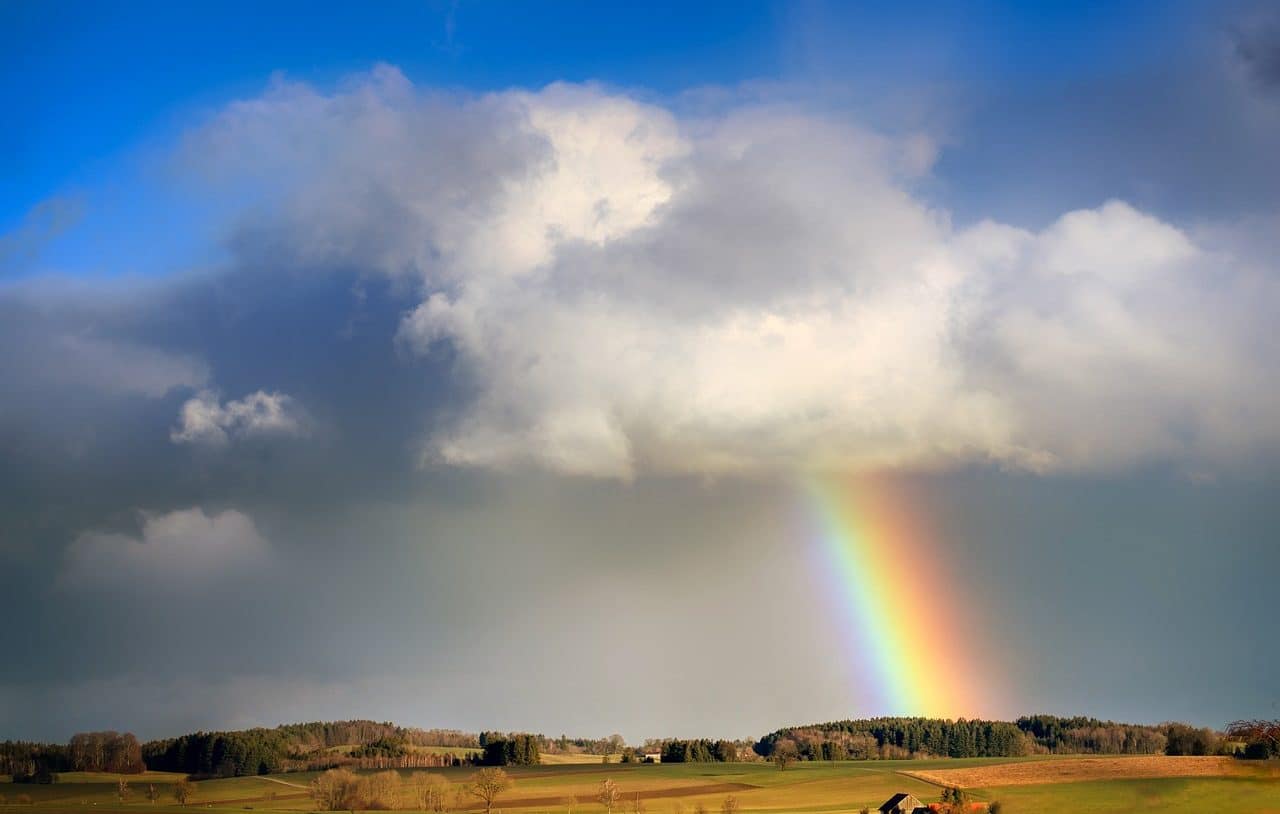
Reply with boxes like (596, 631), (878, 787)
(171, 389), (308, 446)
(173, 67), (1280, 479)
(60, 507), (268, 589)
(0, 281), (208, 403)
(1234, 14), (1280, 91)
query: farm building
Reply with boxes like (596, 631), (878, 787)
(878, 793), (927, 814)
(643, 752), (662, 763)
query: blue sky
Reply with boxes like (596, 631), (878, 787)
(3, 0), (1211, 276)
(3, 1), (1279, 741)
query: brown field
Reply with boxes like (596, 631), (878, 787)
(903, 755), (1251, 788)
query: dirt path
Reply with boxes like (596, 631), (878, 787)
(259, 775), (310, 789)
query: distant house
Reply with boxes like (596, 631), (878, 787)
(879, 793), (927, 814)
(642, 753), (662, 763)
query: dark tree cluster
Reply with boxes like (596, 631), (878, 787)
(0, 741), (69, 783)
(1162, 722), (1222, 756)
(481, 733), (541, 766)
(658, 739), (739, 763)
(756, 717), (1030, 760)
(143, 729), (290, 777)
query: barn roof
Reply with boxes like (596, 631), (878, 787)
(879, 793), (924, 813)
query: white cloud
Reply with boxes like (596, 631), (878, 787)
(171, 390), (307, 446)
(61, 507), (268, 589)
(186, 67), (1280, 478)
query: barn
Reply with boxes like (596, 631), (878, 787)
(878, 793), (928, 814)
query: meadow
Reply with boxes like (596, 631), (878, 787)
(2, 755), (1276, 814)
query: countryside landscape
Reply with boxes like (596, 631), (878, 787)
(3, 718), (1277, 813)
(5, 3), (1279, 814)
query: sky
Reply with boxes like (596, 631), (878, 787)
(2, 1), (1279, 743)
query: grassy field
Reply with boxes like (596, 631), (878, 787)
(1, 756), (1274, 814)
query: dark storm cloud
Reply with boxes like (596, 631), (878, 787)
(1235, 15), (1280, 91)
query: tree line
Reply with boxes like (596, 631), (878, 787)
(753, 715), (1261, 761)
(1, 732), (144, 782)
(654, 739), (739, 763)
(755, 717), (1032, 760)
(5, 714), (1273, 783)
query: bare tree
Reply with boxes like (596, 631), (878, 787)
(365, 770), (403, 810)
(771, 740), (798, 771)
(117, 778), (130, 802)
(173, 778), (195, 807)
(468, 767), (512, 814)
(561, 796), (577, 814)
(630, 792), (646, 814)
(310, 768), (359, 812)
(414, 772), (451, 812)
(145, 783), (160, 804)
(598, 779), (621, 814)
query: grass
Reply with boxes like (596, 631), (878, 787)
(0, 757), (1271, 813)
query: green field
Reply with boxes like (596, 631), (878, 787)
(2, 757), (1275, 814)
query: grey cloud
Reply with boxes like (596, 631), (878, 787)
(1235, 15), (1280, 90)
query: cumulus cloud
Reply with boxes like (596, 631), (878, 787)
(184, 67), (1280, 478)
(171, 390), (307, 446)
(60, 507), (268, 589)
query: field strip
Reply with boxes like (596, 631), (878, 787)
(901, 756), (1245, 788)
(500, 782), (759, 808)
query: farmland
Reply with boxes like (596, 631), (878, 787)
(3, 755), (1275, 814)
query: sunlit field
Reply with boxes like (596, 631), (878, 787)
(4, 756), (1275, 814)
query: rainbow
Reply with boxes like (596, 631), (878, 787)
(805, 475), (985, 718)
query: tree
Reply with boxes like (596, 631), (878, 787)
(468, 767), (512, 814)
(117, 778), (131, 802)
(1164, 723), (1219, 756)
(721, 796), (739, 814)
(561, 795), (577, 814)
(631, 792), (646, 814)
(173, 778), (195, 807)
(414, 772), (451, 812)
(1227, 719), (1280, 759)
(772, 740), (798, 771)
(145, 783), (160, 804)
(598, 778), (621, 814)
(365, 770), (403, 810)
(940, 787), (970, 813)
(310, 768), (360, 812)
